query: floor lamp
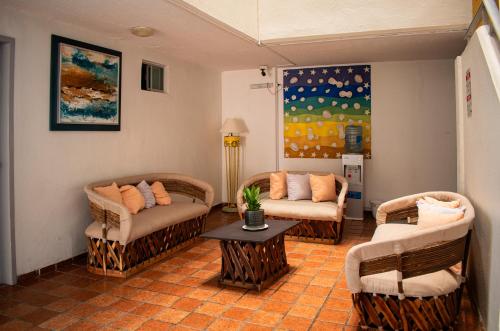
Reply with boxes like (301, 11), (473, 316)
(220, 118), (247, 213)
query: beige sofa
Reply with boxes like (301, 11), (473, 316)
(237, 171), (348, 244)
(84, 173), (214, 278)
(345, 191), (474, 330)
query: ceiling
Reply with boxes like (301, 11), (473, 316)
(269, 31), (467, 66)
(3, 0), (467, 70)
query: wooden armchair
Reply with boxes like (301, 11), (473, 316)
(345, 192), (474, 330)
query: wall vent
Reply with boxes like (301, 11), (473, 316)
(141, 61), (165, 92)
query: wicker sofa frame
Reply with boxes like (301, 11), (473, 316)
(237, 171), (348, 244)
(346, 192), (474, 331)
(84, 173), (213, 278)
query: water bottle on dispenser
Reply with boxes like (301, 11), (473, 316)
(344, 125), (363, 154)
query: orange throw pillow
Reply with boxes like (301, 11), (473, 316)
(151, 181), (172, 206)
(119, 185), (145, 214)
(94, 182), (123, 204)
(310, 174), (336, 203)
(269, 171), (287, 200)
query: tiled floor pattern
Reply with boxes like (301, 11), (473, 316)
(0, 210), (482, 330)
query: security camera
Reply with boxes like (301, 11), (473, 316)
(259, 65), (268, 77)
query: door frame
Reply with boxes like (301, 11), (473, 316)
(0, 35), (16, 285)
(455, 56), (465, 194)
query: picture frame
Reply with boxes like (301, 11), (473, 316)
(283, 65), (372, 159)
(50, 35), (122, 131)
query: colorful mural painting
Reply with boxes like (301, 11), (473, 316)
(283, 65), (371, 159)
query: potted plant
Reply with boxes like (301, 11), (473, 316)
(243, 185), (266, 229)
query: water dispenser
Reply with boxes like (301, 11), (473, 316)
(342, 154), (364, 220)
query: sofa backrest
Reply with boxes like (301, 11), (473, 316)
(377, 191), (475, 225)
(241, 171), (347, 198)
(86, 173), (213, 205)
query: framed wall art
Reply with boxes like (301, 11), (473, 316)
(283, 65), (371, 159)
(50, 35), (122, 131)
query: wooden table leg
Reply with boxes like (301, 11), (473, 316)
(219, 234), (289, 291)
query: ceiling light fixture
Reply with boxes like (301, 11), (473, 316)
(130, 26), (155, 37)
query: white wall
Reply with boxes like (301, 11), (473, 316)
(456, 26), (500, 331)
(259, 0), (471, 41)
(221, 60), (457, 205)
(221, 70), (276, 201)
(0, 7), (222, 276)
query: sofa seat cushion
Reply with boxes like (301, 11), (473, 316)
(85, 201), (209, 243)
(371, 223), (419, 242)
(259, 198), (338, 221)
(360, 270), (461, 297)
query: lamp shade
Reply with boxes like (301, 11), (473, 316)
(220, 118), (248, 134)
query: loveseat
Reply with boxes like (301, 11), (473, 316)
(84, 173), (214, 278)
(236, 171), (348, 244)
(345, 191), (474, 330)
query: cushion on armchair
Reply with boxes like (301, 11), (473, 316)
(416, 199), (464, 229)
(360, 270), (461, 297)
(424, 196), (460, 208)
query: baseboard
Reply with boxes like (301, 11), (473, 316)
(17, 252), (87, 284)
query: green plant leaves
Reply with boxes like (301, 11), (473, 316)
(243, 185), (261, 211)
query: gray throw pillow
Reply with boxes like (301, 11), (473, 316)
(287, 173), (312, 200)
(137, 180), (156, 208)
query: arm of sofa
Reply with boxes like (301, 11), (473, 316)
(84, 186), (133, 245)
(335, 175), (348, 221)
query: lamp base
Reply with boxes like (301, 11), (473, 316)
(222, 206), (238, 213)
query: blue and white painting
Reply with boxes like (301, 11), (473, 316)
(58, 43), (120, 125)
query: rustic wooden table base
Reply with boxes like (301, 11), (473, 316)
(219, 234), (289, 291)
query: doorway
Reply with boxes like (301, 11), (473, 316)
(0, 36), (16, 285)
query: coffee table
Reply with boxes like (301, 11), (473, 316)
(201, 220), (299, 291)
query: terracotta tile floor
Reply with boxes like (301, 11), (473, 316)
(0, 208), (483, 330)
